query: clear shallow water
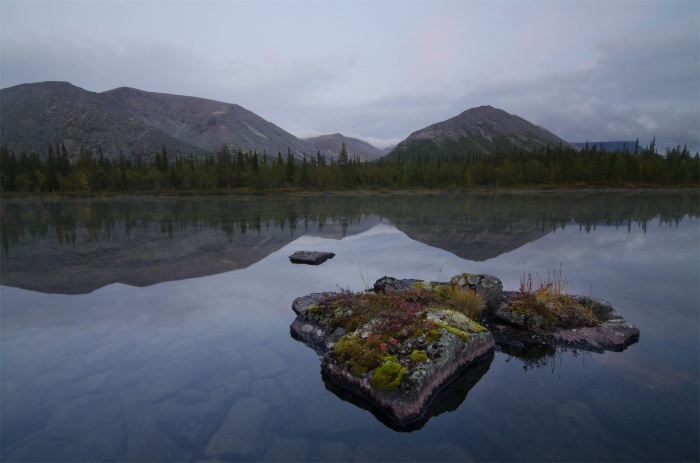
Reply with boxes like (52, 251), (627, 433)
(1, 194), (698, 461)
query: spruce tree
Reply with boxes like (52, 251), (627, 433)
(286, 148), (295, 183)
(338, 142), (349, 167)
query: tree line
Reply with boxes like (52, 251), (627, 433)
(1, 138), (697, 193)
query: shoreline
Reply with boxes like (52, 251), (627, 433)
(1, 186), (698, 201)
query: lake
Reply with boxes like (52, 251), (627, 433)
(1, 193), (698, 462)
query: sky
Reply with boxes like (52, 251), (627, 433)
(1, 0), (698, 152)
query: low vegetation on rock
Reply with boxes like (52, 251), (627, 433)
(304, 285), (488, 390)
(497, 268), (599, 331)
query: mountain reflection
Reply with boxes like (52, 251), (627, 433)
(1, 193), (697, 294)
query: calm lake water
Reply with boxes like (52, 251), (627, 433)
(1, 193), (698, 462)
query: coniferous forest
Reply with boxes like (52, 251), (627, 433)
(1, 138), (698, 194)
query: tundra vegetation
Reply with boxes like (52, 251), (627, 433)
(306, 283), (488, 390)
(1, 138), (698, 193)
(499, 267), (599, 330)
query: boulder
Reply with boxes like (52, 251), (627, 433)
(289, 286), (495, 426)
(449, 273), (503, 309)
(288, 251), (336, 265)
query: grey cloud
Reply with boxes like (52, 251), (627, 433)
(2, 13), (697, 154)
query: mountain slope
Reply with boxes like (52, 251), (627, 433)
(384, 105), (576, 161)
(102, 87), (317, 157)
(0, 82), (204, 161)
(303, 133), (384, 161)
(0, 82), (317, 161)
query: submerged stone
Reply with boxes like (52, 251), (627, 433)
(288, 251), (336, 265)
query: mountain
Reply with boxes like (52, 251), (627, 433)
(0, 82), (317, 161)
(384, 105), (576, 161)
(101, 87), (317, 157)
(0, 82), (204, 161)
(571, 141), (637, 152)
(303, 133), (385, 161)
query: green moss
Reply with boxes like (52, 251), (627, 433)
(371, 360), (407, 390)
(445, 326), (471, 342)
(412, 281), (432, 291)
(349, 361), (369, 376)
(467, 319), (488, 332)
(425, 329), (441, 343)
(306, 305), (321, 315)
(333, 335), (383, 376)
(410, 350), (428, 362)
(412, 281), (450, 298)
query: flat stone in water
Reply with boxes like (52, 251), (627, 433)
(288, 251), (336, 265)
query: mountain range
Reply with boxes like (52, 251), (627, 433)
(1, 82), (357, 162)
(1, 81), (577, 163)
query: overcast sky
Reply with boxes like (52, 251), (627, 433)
(1, 0), (698, 152)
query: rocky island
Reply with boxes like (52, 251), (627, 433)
(290, 272), (639, 427)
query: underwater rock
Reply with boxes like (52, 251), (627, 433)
(204, 398), (270, 459)
(290, 280), (495, 426)
(288, 251), (336, 265)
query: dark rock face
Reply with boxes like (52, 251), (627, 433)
(288, 251), (336, 265)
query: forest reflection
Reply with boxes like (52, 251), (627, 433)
(3, 193), (696, 252)
(1, 193), (697, 294)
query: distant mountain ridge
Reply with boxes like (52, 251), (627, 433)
(1, 82), (318, 161)
(384, 105), (576, 161)
(303, 133), (385, 161)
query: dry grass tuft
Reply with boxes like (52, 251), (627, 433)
(447, 286), (485, 318)
(511, 264), (598, 329)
